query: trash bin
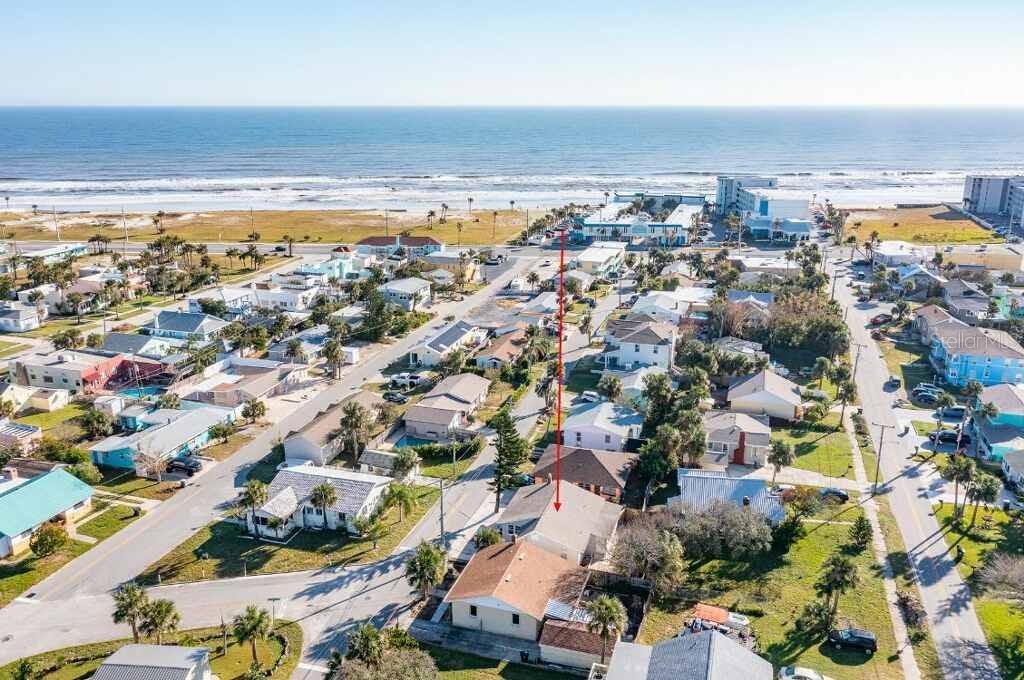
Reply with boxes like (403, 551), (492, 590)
(519, 651), (530, 663)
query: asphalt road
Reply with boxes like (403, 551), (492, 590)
(831, 260), (1002, 679)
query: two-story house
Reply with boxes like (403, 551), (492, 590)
(142, 311), (230, 343)
(930, 324), (1024, 387)
(973, 383), (1024, 461)
(355, 235), (444, 258)
(702, 410), (771, 466)
(603, 318), (677, 371)
(943, 279), (1001, 324)
(379, 277), (431, 311)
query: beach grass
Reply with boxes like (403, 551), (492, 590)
(846, 206), (997, 245)
(5, 208), (536, 246)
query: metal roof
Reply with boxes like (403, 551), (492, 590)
(0, 469), (93, 538)
(672, 469), (785, 525)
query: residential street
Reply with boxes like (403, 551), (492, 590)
(831, 260), (1002, 679)
(0, 255), (539, 665)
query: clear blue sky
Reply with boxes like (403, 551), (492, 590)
(3, 0), (1023, 107)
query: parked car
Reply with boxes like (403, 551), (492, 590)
(856, 271), (867, 280)
(885, 376), (901, 389)
(485, 257), (501, 266)
(541, 260), (552, 267)
(870, 329), (884, 340)
(914, 392), (939, 406)
(820, 487), (850, 503)
(828, 628), (878, 654)
(383, 391), (409, 404)
(929, 430), (970, 446)
(857, 294), (871, 303)
(581, 297), (598, 308)
(914, 382), (941, 393)
(166, 457), (202, 476)
(870, 313), (892, 325)
(852, 259), (871, 266)
(943, 405), (967, 419)
(273, 245), (287, 252)
(390, 372), (424, 389)
(779, 668), (834, 680)
(580, 390), (602, 403)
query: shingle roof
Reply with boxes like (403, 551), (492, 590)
(0, 469), (93, 539)
(92, 645), (208, 680)
(445, 540), (588, 620)
(145, 311), (229, 336)
(672, 469), (784, 524)
(563, 401), (644, 438)
(424, 373), (491, 405)
(382, 277), (431, 294)
(915, 304), (955, 325)
(934, 326), (1024, 360)
(980, 383), (1024, 415)
(1002, 449), (1024, 474)
(477, 330), (527, 363)
(539, 620), (607, 656)
(533, 445), (637, 492)
(726, 290), (775, 306)
(727, 369), (802, 407)
(702, 411), (771, 448)
(608, 320), (676, 345)
(646, 631), (772, 680)
(264, 465), (391, 517)
(288, 390), (385, 449)
(500, 480), (621, 559)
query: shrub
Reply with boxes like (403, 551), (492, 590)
(30, 523), (69, 558)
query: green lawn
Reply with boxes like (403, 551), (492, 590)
(639, 515), (903, 680)
(0, 340), (28, 359)
(878, 340), (936, 393)
(0, 541), (90, 609)
(0, 622), (303, 680)
(565, 355), (601, 394)
(773, 413), (856, 480)
(419, 448), (476, 480)
(933, 505), (1024, 678)
(15, 402), (87, 431)
(770, 347), (839, 400)
(139, 486), (441, 584)
(94, 467), (182, 501)
(77, 505), (145, 541)
(426, 645), (573, 680)
(914, 420), (940, 437)
(202, 432), (256, 462)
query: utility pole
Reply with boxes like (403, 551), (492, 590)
(437, 477), (447, 551)
(122, 207), (129, 256)
(53, 206), (61, 241)
(871, 421), (897, 494)
(830, 268), (840, 301)
(852, 342), (869, 377)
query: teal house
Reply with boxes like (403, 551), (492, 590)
(91, 407), (229, 473)
(974, 383), (1024, 461)
(0, 468), (94, 558)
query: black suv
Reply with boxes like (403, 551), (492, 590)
(828, 628), (877, 654)
(166, 457), (202, 476)
(929, 430), (970, 446)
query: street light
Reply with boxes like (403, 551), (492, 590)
(871, 421), (897, 494)
(268, 597), (281, 626)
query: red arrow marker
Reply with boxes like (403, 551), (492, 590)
(554, 228), (566, 511)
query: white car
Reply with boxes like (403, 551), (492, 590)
(778, 667), (835, 680)
(580, 390), (602, 403)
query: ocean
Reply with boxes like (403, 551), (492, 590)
(1, 107), (1023, 212)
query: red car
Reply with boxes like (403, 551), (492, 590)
(870, 313), (892, 325)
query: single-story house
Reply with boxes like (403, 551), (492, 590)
(445, 540), (589, 642)
(283, 390), (385, 465)
(356, 235), (444, 258)
(0, 468), (94, 558)
(0, 302), (43, 333)
(669, 469), (785, 525)
(92, 644), (213, 680)
(403, 373), (491, 441)
(90, 406), (229, 474)
(603, 631), (773, 680)
(1002, 450), (1024, 487)
(0, 419), (43, 453)
(379, 277), (432, 311)
(358, 449), (419, 481)
(562, 401), (643, 452)
(532, 444), (637, 503)
(496, 479), (621, 564)
(142, 311), (230, 342)
(616, 365), (668, 407)
(250, 464), (392, 536)
(726, 369), (803, 421)
(702, 410), (771, 466)
(409, 320), (486, 367)
(711, 336), (769, 363)
(872, 240), (934, 268)
(475, 329), (528, 369)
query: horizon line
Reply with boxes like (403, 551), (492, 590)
(2, 104), (1024, 111)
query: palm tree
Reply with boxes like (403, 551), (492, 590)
(346, 623), (385, 667)
(405, 541), (446, 601)
(233, 605), (273, 666)
(286, 337), (306, 364)
(326, 650), (344, 680)
(140, 599), (180, 644)
(339, 401), (370, 463)
(385, 483), (418, 522)
(942, 455), (977, 520)
(934, 391), (956, 440)
(467, 196), (474, 216)
(322, 339), (345, 380)
(225, 247), (240, 270)
(283, 235), (295, 257)
(815, 552), (859, 624)
(456, 221), (464, 248)
(968, 473), (1001, 526)
(598, 374), (622, 402)
(811, 357), (832, 390)
(767, 440), (795, 487)
(836, 380), (857, 423)
(966, 400), (998, 453)
(112, 583), (150, 643)
(239, 480), (269, 539)
(958, 380), (985, 450)
(310, 482), (337, 530)
(585, 595), (627, 664)
(526, 271), (540, 291)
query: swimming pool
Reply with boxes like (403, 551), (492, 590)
(394, 435), (434, 448)
(118, 387), (165, 398)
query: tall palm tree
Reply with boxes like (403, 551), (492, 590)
(467, 196), (474, 216)
(385, 483), (417, 522)
(239, 480), (269, 539)
(339, 401), (370, 463)
(958, 380), (985, 452)
(934, 392), (956, 441)
(112, 583), (150, 643)
(942, 455), (977, 520)
(232, 605), (273, 666)
(310, 482), (337, 530)
(811, 357), (832, 390)
(967, 473), (1001, 526)
(526, 271), (540, 292)
(140, 599), (180, 644)
(456, 222), (464, 248)
(836, 380), (857, 423)
(585, 595), (627, 664)
(405, 541), (446, 601)
(814, 552), (859, 624)
(767, 440), (795, 487)
(322, 339), (345, 380)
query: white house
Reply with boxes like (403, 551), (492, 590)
(92, 645), (213, 680)
(250, 465), (392, 536)
(631, 287), (714, 325)
(409, 320), (486, 367)
(562, 401), (643, 451)
(379, 277), (431, 311)
(873, 241), (935, 268)
(282, 391), (385, 465)
(142, 311), (230, 342)
(574, 242), (626, 276)
(702, 410), (771, 466)
(16, 283), (62, 315)
(0, 302), (42, 333)
(403, 373), (491, 441)
(727, 369), (804, 421)
(603, 318), (677, 370)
